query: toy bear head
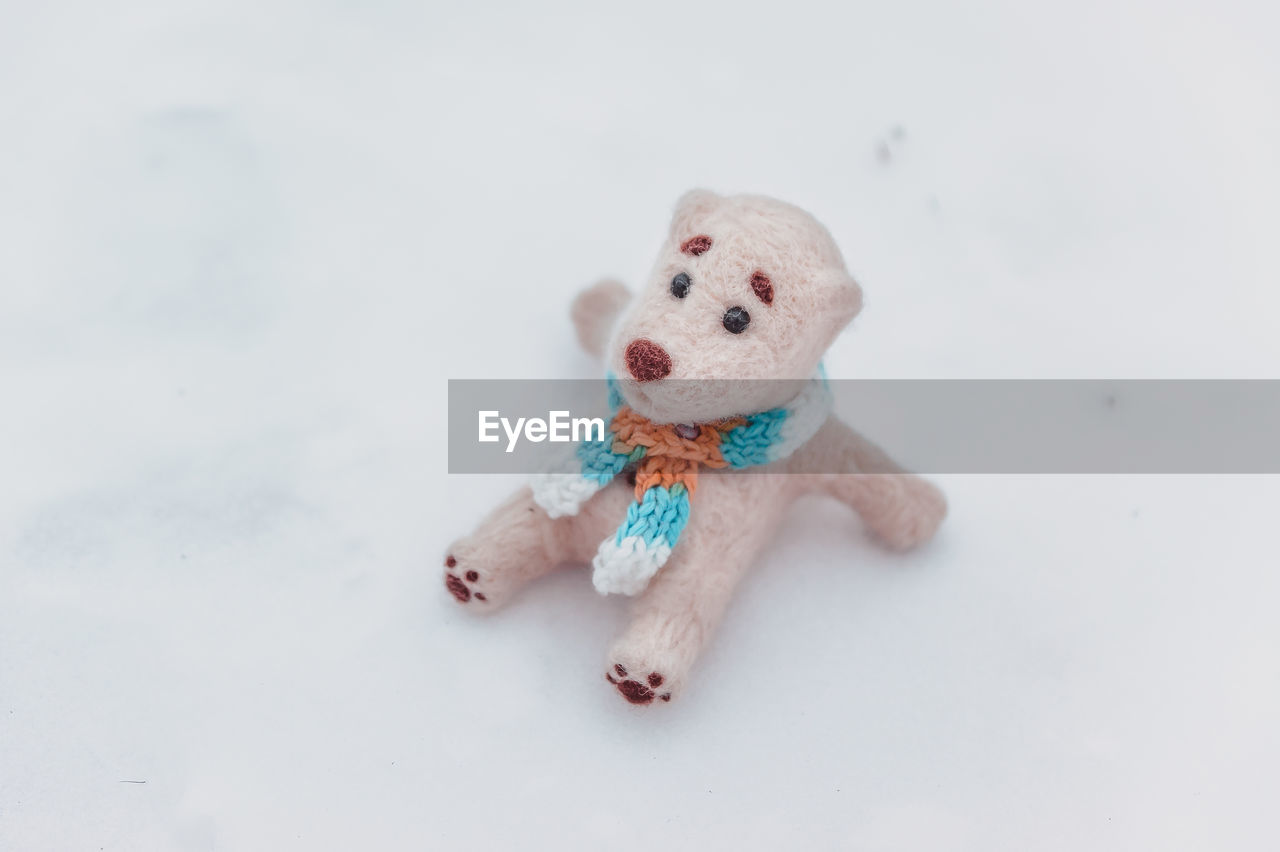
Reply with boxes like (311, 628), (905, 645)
(607, 190), (864, 424)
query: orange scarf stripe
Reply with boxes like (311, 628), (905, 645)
(609, 407), (746, 500)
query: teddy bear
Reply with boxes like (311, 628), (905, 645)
(443, 190), (946, 705)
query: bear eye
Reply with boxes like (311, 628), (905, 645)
(722, 306), (750, 334)
(670, 272), (691, 299)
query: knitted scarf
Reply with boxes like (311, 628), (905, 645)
(532, 372), (831, 595)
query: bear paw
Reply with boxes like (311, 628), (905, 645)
(605, 663), (672, 705)
(442, 554), (493, 607)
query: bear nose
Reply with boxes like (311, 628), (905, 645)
(624, 338), (672, 382)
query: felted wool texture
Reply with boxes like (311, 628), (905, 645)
(444, 190), (947, 706)
(607, 190), (863, 425)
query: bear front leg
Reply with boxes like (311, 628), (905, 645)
(794, 418), (947, 551)
(443, 482), (631, 610)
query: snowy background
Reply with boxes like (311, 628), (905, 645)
(2, 0), (1279, 849)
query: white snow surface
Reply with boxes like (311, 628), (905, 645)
(2, 1), (1279, 849)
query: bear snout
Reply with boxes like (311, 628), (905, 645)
(624, 338), (672, 382)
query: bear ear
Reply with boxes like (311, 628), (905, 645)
(819, 269), (864, 331)
(669, 189), (722, 241)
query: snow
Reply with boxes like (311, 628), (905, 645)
(2, 0), (1279, 849)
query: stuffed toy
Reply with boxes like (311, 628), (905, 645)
(444, 190), (946, 705)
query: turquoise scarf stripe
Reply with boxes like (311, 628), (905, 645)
(575, 434), (632, 484)
(719, 407), (790, 468)
(615, 484), (692, 547)
(606, 374), (625, 410)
